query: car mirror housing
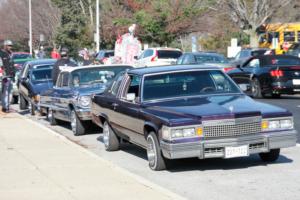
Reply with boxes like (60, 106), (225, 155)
(126, 93), (136, 102)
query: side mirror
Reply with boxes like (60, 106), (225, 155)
(236, 64), (241, 69)
(134, 56), (138, 60)
(126, 93), (136, 102)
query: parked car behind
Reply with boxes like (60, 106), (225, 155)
(231, 48), (271, 67)
(176, 52), (235, 72)
(95, 50), (114, 64)
(18, 59), (56, 114)
(91, 65), (297, 171)
(228, 55), (300, 98)
(135, 47), (182, 67)
(40, 64), (132, 136)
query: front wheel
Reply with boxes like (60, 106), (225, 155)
(48, 108), (57, 126)
(29, 101), (35, 116)
(250, 78), (263, 98)
(146, 132), (170, 171)
(259, 149), (280, 162)
(102, 121), (119, 151)
(70, 110), (86, 136)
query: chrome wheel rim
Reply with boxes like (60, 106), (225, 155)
(147, 136), (156, 167)
(48, 109), (52, 119)
(28, 102), (32, 111)
(251, 80), (259, 95)
(70, 111), (76, 133)
(103, 123), (109, 147)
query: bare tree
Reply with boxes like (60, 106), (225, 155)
(222, 0), (292, 47)
(0, 0), (60, 48)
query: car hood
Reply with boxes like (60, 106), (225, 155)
(74, 84), (107, 96)
(142, 94), (290, 126)
(31, 81), (53, 94)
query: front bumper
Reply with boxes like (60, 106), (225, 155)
(76, 108), (92, 121)
(161, 130), (297, 159)
(271, 81), (300, 94)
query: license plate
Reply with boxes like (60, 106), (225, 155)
(293, 79), (300, 85)
(225, 145), (249, 158)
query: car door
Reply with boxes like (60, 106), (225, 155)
(229, 58), (260, 94)
(19, 66), (31, 101)
(112, 74), (146, 147)
(54, 72), (73, 121)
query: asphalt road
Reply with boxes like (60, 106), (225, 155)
(10, 95), (300, 200)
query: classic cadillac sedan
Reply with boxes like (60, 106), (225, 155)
(91, 65), (297, 170)
(40, 64), (132, 136)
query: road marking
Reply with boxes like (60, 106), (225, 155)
(16, 113), (187, 200)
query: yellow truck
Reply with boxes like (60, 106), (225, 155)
(258, 23), (300, 54)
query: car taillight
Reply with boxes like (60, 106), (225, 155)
(223, 67), (235, 73)
(270, 70), (284, 77)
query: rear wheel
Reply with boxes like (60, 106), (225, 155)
(250, 78), (263, 98)
(146, 132), (170, 171)
(103, 121), (119, 151)
(19, 95), (27, 110)
(70, 110), (86, 136)
(259, 149), (280, 162)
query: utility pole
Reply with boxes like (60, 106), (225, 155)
(29, 0), (33, 55)
(96, 0), (100, 52)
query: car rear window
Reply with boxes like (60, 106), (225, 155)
(31, 68), (52, 82)
(104, 51), (114, 57)
(195, 55), (228, 64)
(157, 50), (182, 59)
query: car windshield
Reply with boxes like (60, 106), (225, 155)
(71, 66), (129, 87)
(157, 50), (182, 59)
(31, 68), (52, 82)
(143, 70), (240, 101)
(195, 55), (229, 64)
(12, 54), (32, 60)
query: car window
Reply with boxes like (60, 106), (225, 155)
(157, 50), (182, 59)
(143, 70), (240, 101)
(182, 55), (191, 64)
(240, 51), (251, 58)
(194, 55), (228, 64)
(176, 55), (184, 64)
(123, 75), (141, 101)
(31, 68), (52, 82)
(56, 74), (63, 87)
(110, 73), (124, 96)
(234, 52), (240, 59)
(138, 51), (145, 59)
(144, 49), (154, 58)
(104, 51), (114, 57)
(245, 59), (260, 68)
(61, 73), (69, 87)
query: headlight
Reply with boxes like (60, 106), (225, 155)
(162, 126), (203, 140)
(78, 96), (90, 107)
(261, 117), (294, 131)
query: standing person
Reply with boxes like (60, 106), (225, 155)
(37, 46), (46, 59)
(51, 47), (77, 85)
(51, 47), (61, 59)
(0, 40), (15, 112)
(83, 48), (93, 65)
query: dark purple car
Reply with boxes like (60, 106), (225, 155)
(91, 65), (297, 170)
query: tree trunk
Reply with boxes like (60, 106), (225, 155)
(246, 29), (259, 48)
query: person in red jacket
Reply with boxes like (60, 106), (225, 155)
(51, 47), (61, 59)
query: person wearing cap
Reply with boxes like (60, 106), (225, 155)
(51, 47), (77, 85)
(0, 40), (15, 112)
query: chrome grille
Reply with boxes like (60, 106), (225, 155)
(203, 116), (261, 138)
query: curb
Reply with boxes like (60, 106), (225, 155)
(16, 113), (187, 200)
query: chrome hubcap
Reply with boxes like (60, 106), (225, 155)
(71, 111), (76, 133)
(103, 123), (109, 147)
(48, 109), (52, 119)
(147, 136), (156, 167)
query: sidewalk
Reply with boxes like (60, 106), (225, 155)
(0, 112), (184, 200)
